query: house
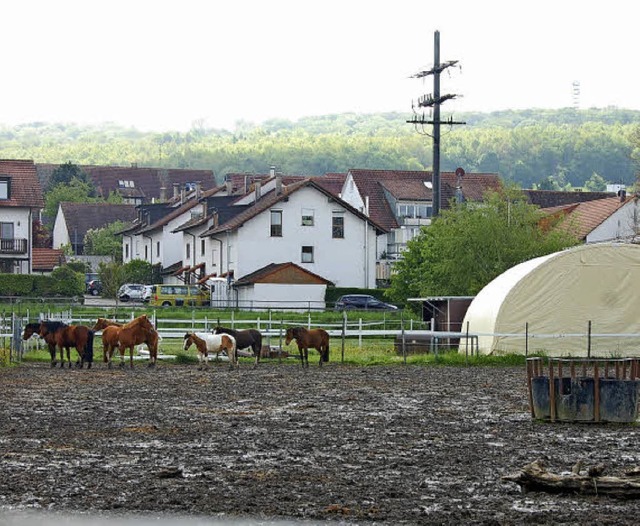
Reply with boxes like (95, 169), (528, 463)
(52, 202), (137, 255)
(338, 169), (503, 283)
(540, 193), (640, 243)
(32, 248), (65, 274)
(0, 159), (45, 273)
(121, 171), (387, 307)
(36, 163), (217, 205)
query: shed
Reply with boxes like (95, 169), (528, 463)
(459, 243), (640, 356)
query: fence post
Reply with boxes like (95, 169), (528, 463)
(358, 318), (362, 349)
(465, 321), (469, 365)
(401, 313), (406, 364)
(525, 322), (529, 358)
(587, 320), (592, 358)
(341, 310), (346, 363)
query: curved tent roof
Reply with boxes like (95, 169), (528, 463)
(460, 243), (640, 356)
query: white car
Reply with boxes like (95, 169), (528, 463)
(142, 285), (153, 303)
(118, 283), (147, 302)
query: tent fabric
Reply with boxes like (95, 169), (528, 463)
(460, 243), (640, 357)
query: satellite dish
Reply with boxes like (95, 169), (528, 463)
(455, 167), (465, 178)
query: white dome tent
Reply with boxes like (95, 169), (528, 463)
(459, 243), (640, 356)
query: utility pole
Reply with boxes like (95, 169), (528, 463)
(407, 30), (465, 217)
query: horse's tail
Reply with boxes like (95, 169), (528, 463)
(86, 330), (95, 363)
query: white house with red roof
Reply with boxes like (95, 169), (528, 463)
(0, 159), (45, 274)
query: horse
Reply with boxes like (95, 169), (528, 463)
(117, 314), (160, 368)
(213, 326), (262, 366)
(38, 320), (95, 369)
(183, 332), (237, 370)
(92, 318), (124, 368)
(23, 322), (58, 367)
(285, 326), (330, 368)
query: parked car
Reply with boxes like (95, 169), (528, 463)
(142, 285), (153, 303)
(147, 284), (209, 307)
(118, 283), (147, 302)
(334, 294), (398, 311)
(86, 279), (102, 296)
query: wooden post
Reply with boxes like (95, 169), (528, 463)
(549, 360), (556, 422)
(594, 361), (600, 422)
(527, 360), (535, 418)
(525, 322), (529, 357)
(587, 320), (592, 358)
(341, 310), (346, 363)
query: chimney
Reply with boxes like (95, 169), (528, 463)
(275, 173), (282, 196)
(619, 189), (627, 202)
(270, 165), (276, 178)
(255, 181), (262, 202)
(226, 179), (233, 195)
(195, 181), (201, 199)
(159, 186), (167, 202)
(173, 183), (179, 199)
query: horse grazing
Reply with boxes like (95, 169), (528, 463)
(92, 318), (124, 368)
(285, 326), (330, 368)
(117, 314), (159, 368)
(213, 326), (262, 366)
(183, 332), (237, 370)
(23, 322), (58, 367)
(38, 320), (95, 368)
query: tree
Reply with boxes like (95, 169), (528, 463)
(48, 161), (93, 192)
(584, 172), (608, 191)
(386, 186), (579, 305)
(43, 178), (97, 219)
(84, 220), (126, 260)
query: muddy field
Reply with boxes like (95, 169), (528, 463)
(1, 361), (639, 525)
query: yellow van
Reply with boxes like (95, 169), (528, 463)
(147, 284), (209, 307)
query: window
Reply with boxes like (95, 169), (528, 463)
(156, 241), (160, 258)
(301, 208), (314, 226)
(200, 239), (206, 257)
(270, 210), (282, 237)
(0, 222), (14, 239)
(332, 212), (344, 238)
(301, 246), (314, 263)
(0, 179), (9, 200)
(125, 243), (129, 259)
(144, 245), (148, 260)
(186, 243), (191, 260)
(211, 248), (218, 268)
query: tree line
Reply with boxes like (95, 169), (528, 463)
(2, 107), (639, 191)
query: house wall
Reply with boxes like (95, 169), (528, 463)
(52, 206), (70, 249)
(340, 173), (366, 212)
(232, 187), (377, 287)
(0, 207), (33, 272)
(586, 200), (640, 243)
(235, 283), (327, 310)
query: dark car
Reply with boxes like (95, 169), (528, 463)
(86, 279), (102, 296)
(334, 294), (398, 311)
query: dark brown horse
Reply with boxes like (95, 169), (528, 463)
(23, 322), (58, 367)
(38, 320), (95, 368)
(117, 314), (159, 368)
(285, 326), (330, 368)
(213, 326), (262, 366)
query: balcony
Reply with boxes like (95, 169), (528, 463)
(0, 238), (27, 254)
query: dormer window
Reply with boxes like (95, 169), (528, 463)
(0, 178), (10, 200)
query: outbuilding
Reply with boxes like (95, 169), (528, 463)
(459, 243), (640, 356)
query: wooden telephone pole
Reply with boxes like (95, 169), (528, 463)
(407, 30), (465, 217)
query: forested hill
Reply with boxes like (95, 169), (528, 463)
(1, 107), (639, 190)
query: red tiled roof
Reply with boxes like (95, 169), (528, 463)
(541, 196), (633, 240)
(0, 159), (45, 208)
(32, 248), (65, 271)
(347, 169), (502, 230)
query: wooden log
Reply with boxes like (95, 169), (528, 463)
(502, 460), (640, 498)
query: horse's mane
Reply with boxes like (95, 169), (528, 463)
(41, 320), (68, 331)
(25, 322), (41, 330)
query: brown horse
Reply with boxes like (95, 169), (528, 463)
(117, 314), (159, 368)
(183, 332), (237, 370)
(92, 318), (124, 368)
(38, 320), (95, 368)
(284, 326), (330, 368)
(213, 326), (263, 366)
(23, 322), (58, 367)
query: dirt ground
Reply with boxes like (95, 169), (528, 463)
(1, 361), (640, 525)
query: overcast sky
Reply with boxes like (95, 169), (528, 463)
(1, 0), (638, 132)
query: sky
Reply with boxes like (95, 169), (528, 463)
(1, 0), (638, 132)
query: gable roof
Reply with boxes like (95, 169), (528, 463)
(0, 159), (45, 208)
(201, 178), (387, 237)
(60, 202), (137, 241)
(32, 248), (65, 272)
(347, 169), (502, 231)
(234, 262), (334, 287)
(541, 195), (634, 240)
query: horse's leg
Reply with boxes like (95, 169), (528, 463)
(316, 346), (323, 367)
(58, 344), (65, 368)
(129, 345), (134, 369)
(48, 343), (56, 367)
(66, 346), (73, 368)
(253, 343), (260, 367)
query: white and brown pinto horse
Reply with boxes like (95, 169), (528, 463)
(183, 332), (237, 370)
